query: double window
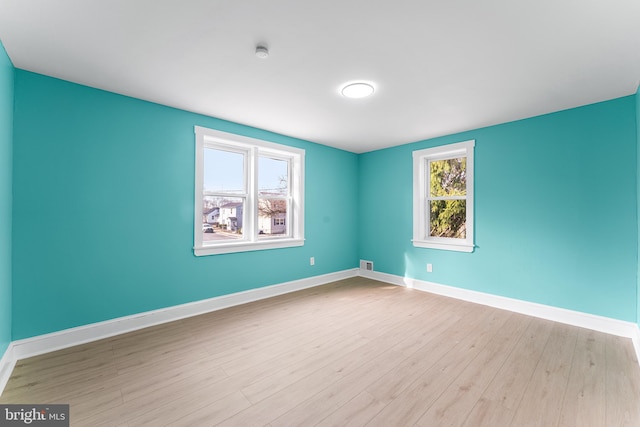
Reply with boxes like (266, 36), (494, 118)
(194, 126), (305, 256)
(413, 140), (475, 252)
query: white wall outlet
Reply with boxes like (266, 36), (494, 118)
(427, 263), (433, 273)
(310, 257), (315, 266)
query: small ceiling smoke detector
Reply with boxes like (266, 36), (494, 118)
(341, 82), (375, 99)
(255, 45), (269, 59)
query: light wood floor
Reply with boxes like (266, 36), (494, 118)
(2, 277), (640, 426)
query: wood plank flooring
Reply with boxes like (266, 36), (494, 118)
(1, 277), (639, 426)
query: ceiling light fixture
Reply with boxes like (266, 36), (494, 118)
(255, 45), (269, 59)
(341, 82), (375, 99)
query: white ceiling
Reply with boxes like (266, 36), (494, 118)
(1, 0), (639, 153)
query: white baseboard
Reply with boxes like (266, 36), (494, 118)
(7, 268), (358, 365)
(2, 266), (638, 397)
(0, 269), (352, 396)
(0, 343), (16, 397)
(633, 325), (640, 364)
(360, 269), (640, 344)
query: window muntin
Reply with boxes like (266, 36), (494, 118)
(195, 126), (304, 256)
(413, 140), (475, 252)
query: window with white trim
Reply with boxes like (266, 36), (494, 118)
(413, 140), (475, 252)
(194, 126), (305, 256)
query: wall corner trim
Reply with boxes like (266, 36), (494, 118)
(633, 324), (640, 366)
(360, 269), (640, 365)
(0, 268), (358, 396)
(0, 344), (16, 397)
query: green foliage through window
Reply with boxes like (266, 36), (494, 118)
(429, 158), (467, 238)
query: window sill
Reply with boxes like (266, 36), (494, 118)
(194, 238), (304, 256)
(412, 239), (475, 253)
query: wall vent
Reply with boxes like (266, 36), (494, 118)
(360, 260), (374, 271)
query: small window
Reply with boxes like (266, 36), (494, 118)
(194, 126), (305, 256)
(413, 140), (475, 252)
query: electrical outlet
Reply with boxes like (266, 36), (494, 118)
(427, 263), (433, 273)
(310, 257), (315, 266)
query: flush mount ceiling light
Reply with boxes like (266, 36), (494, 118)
(341, 82), (375, 99)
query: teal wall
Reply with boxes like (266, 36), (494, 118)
(359, 97), (638, 322)
(11, 70), (359, 340)
(6, 67), (640, 340)
(0, 41), (13, 356)
(637, 85), (640, 327)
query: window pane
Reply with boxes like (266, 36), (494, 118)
(429, 158), (466, 197)
(204, 148), (245, 193)
(429, 200), (466, 238)
(202, 196), (244, 241)
(259, 156), (288, 197)
(258, 198), (288, 238)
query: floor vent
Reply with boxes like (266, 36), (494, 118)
(360, 260), (374, 271)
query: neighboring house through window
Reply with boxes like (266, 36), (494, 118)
(203, 207), (220, 224)
(194, 126), (305, 256)
(413, 140), (475, 252)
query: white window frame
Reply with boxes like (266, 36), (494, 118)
(412, 140), (475, 252)
(194, 126), (305, 256)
